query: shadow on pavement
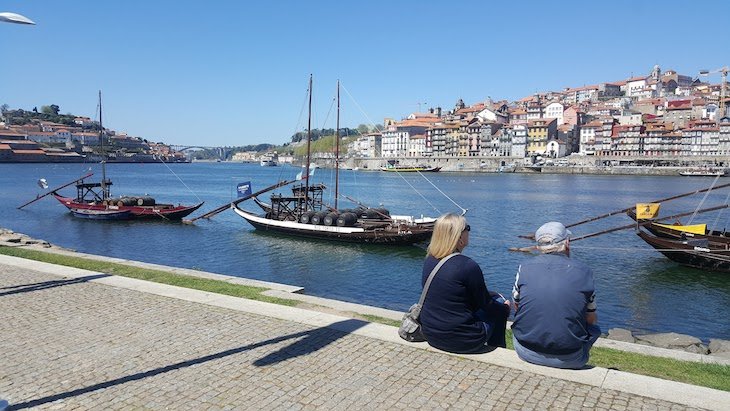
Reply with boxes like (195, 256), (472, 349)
(253, 318), (367, 366)
(0, 274), (110, 297)
(7, 319), (366, 410)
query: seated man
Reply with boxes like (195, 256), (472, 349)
(511, 221), (600, 369)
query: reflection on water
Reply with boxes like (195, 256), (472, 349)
(2, 163), (729, 341)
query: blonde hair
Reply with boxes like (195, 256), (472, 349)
(427, 213), (467, 259)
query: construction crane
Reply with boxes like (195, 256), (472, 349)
(699, 66), (728, 119)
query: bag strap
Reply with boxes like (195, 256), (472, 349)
(418, 252), (459, 307)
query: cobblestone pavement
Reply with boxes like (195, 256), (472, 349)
(0, 265), (704, 410)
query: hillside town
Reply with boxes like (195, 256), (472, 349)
(346, 65), (729, 167)
(0, 114), (187, 163)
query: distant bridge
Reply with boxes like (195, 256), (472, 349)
(169, 145), (233, 160)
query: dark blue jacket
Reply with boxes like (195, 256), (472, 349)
(511, 253), (596, 355)
(420, 254), (494, 353)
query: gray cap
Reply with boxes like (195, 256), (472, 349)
(535, 221), (571, 245)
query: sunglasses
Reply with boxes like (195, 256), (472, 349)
(464, 224), (470, 232)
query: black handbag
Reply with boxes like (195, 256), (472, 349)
(398, 253), (459, 342)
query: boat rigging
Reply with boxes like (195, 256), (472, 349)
(18, 91), (203, 220)
(192, 75), (467, 244)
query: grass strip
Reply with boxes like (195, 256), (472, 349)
(2, 245), (729, 391)
(0, 246), (296, 306)
(588, 346), (730, 391)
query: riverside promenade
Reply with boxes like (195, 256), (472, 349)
(1, 252), (728, 410)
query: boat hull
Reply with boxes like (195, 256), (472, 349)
(678, 170), (727, 177)
(381, 166), (441, 172)
(626, 209), (730, 246)
(54, 195), (203, 220)
(233, 206), (433, 245)
(635, 230), (730, 273)
(70, 208), (132, 220)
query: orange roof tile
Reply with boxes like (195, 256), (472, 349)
(12, 149), (46, 154)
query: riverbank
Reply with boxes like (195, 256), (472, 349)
(3, 252), (729, 409)
(2, 227), (728, 361)
(295, 155), (728, 175)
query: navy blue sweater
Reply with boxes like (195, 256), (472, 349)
(419, 254), (494, 353)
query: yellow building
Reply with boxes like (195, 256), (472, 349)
(527, 118), (557, 155)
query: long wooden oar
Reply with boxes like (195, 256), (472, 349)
(509, 204), (730, 252)
(17, 172), (93, 210)
(570, 204), (730, 242)
(517, 182), (730, 239)
(183, 179), (296, 224)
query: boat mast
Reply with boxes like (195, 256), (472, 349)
(334, 80), (340, 210)
(304, 74), (313, 212)
(98, 90), (109, 200)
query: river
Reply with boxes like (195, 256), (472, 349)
(2, 162), (729, 342)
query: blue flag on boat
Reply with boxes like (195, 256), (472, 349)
(237, 181), (252, 197)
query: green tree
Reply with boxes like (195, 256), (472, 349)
(40, 105), (58, 115)
(357, 124), (370, 134)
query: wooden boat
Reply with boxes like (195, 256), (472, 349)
(70, 208), (132, 220)
(381, 163), (441, 172)
(232, 77), (438, 245)
(19, 91), (203, 220)
(635, 228), (730, 272)
(626, 208), (730, 246)
(56, 192), (202, 220)
(678, 168), (727, 177)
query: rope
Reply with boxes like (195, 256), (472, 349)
(394, 172), (441, 215)
(711, 190), (730, 233)
(340, 82), (380, 133)
(341, 81), (467, 214)
(157, 157), (203, 203)
(688, 174), (720, 224)
(153, 209), (170, 221)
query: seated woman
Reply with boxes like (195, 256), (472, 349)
(419, 213), (510, 354)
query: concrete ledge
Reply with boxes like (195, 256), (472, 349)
(262, 289), (404, 320)
(3, 253), (728, 410)
(602, 369), (729, 411)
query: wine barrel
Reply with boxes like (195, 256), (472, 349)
(336, 212), (357, 227)
(136, 196), (156, 206)
(323, 212), (339, 226)
(300, 211), (316, 224)
(311, 211), (328, 225)
(118, 197), (136, 206)
(365, 209), (380, 219)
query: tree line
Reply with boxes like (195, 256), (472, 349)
(0, 104), (100, 130)
(290, 124), (382, 143)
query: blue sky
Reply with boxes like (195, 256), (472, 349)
(2, 1), (729, 147)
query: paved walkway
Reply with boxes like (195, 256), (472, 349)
(0, 254), (726, 410)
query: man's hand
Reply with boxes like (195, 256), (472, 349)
(586, 311), (597, 325)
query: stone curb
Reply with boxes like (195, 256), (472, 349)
(263, 289), (730, 366)
(1, 253), (728, 411)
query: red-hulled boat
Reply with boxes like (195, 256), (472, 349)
(18, 91), (202, 221)
(54, 193), (202, 220)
